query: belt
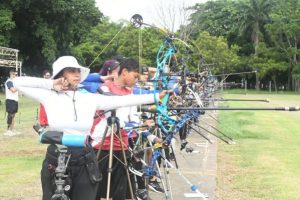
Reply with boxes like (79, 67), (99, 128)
(45, 147), (96, 166)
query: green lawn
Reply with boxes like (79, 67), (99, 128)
(1, 91), (300, 199)
(216, 92), (300, 200)
(0, 93), (45, 199)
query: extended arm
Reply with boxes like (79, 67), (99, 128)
(13, 77), (54, 104)
(95, 93), (159, 111)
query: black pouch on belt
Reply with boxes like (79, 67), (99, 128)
(85, 151), (102, 184)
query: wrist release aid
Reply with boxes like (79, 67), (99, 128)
(39, 131), (89, 147)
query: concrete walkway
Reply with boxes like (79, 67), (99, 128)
(150, 112), (218, 200)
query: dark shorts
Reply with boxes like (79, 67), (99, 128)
(6, 99), (18, 114)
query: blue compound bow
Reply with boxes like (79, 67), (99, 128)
(131, 14), (205, 177)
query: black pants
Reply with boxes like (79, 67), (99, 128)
(5, 99), (18, 126)
(41, 145), (99, 200)
(96, 150), (135, 200)
(179, 123), (188, 140)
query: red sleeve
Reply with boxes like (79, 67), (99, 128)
(90, 111), (105, 134)
(39, 104), (48, 126)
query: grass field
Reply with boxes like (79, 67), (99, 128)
(215, 91), (300, 200)
(0, 91), (300, 199)
(0, 93), (45, 200)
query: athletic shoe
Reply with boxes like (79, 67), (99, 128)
(4, 130), (15, 136)
(148, 180), (164, 193)
(4, 130), (21, 136)
(136, 189), (152, 200)
(129, 166), (143, 177)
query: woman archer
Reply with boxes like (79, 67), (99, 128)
(13, 56), (167, 200)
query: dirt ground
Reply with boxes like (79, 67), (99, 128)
(150, 112), (218, 200)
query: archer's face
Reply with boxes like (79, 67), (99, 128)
(123, 70), (139, 87)
(62, 67), (81, 87)
(43, 73), (51, 79)
(139, 74), (148, 82)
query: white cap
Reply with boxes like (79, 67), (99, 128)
(52, 56), (90, 82)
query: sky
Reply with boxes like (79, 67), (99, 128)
(95, 0), (208, 31)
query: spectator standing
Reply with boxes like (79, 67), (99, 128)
(4, 69), (19, 136)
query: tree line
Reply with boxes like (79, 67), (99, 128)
(1, 0), (300, 91)
(188, 0), (300, 91)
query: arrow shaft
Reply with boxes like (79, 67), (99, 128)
(168, 107), (299, 111)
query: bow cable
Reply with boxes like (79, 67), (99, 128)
(88, 25), (126, 68)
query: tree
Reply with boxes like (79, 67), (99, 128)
(189, 0), (239, 38)
(7, 0), (102, 74)
(244, 42), (287, 90)
(0, 2), (15, 46)
(193, 31), (240, 74)
(237, 0), (272, 56)
(72, 19), (164, 70)
(117, 26), (162, 67)
(266, 0), (300, 90)
(187, 0), (253, 56)
(71, 18), (123, 70)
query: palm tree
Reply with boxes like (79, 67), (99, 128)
(238, 0), (271, 56)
